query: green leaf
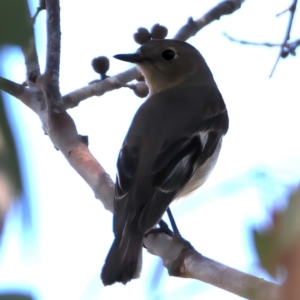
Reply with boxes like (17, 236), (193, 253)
(0, 0), (33, 196)
(253, 187), (300, 277)
(0, 293), (34, 300)
(0, 0), (33, 48)
(253, 228), (278, 277)
(280, 188), (300, 250)
(0, 96), (22, 194)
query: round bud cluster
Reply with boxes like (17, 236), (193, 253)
(150, 24), (168, 40)
(91, 56), (110, 79)
(133, 82), (149, 98)
(280, 47), (290, 59)
(133, 24), (168, 45)
(134, 27), (151, 45)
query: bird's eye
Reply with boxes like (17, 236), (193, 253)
(161, 49), (176, 60)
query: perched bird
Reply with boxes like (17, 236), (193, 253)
(101, 39), (229, 286)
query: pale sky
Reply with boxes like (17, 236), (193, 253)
(0, 0), (300, 299)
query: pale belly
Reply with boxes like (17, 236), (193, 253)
(176, 137), (222, 199)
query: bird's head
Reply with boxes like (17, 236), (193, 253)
(114, 39), (214, 95)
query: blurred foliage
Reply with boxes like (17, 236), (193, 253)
(0, 0), (33, 48)
(253, 212), (281, 277)
(0, 98), (22, 195)
(0, 0), (33, 194)
(0, 1), (35, 298)
(0, 0), (33, 234)
(253, 186), (300, 277)
(0, 293), (34, 300)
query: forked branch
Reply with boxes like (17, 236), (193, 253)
(0, 0), (280, 298)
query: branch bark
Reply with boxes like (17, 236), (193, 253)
(145, 233), (279, 299)
(42, 0), (63, 112)
(174, 0), (245, 41)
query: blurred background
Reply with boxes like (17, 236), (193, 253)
(0, 0), (300, 299)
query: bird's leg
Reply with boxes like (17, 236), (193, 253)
(157, 219), (174, 237)
(144, 209), (192, 252)
(144, 219), (173, 239)
(166, 208), (193, 251)
(166, 207), (181, 237)
(144, 208), (180, 239)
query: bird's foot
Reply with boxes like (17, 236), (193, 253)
(145, 219), (174, 239)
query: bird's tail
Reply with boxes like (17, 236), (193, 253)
(101, 230), (144, 286)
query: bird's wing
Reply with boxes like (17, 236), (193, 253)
(151, 108), (228, 193)
(115, 143), (139, 200)
(151, 135), (202, 193)
(137, 110), (228, 232)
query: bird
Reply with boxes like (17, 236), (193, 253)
(101, 39), (229, 286)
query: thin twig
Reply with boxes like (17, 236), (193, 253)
(270, 0), (298, 77)
(21, 1), (41, 85)
(174, 0), (245, 41)
(63, 68), (141, 109)
(32, 0), (46, 24)
(0, 77), (26, 98)
(224, 32), (284, 47)
(223, 32), (300, 50)
(276, 0), (296, 17)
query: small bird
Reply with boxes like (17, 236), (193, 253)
(101, 39), (229, 286)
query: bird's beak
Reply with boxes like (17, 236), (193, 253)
(114, 52), (145, 63)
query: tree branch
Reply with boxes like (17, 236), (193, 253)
(173, 0), (245, 41)
(62, 68), (141, 109)
(0, 0), (281, 298)
(144, 233), (280, 299)
(0, 77), (27, 98)
(40, 0), (63, 112)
